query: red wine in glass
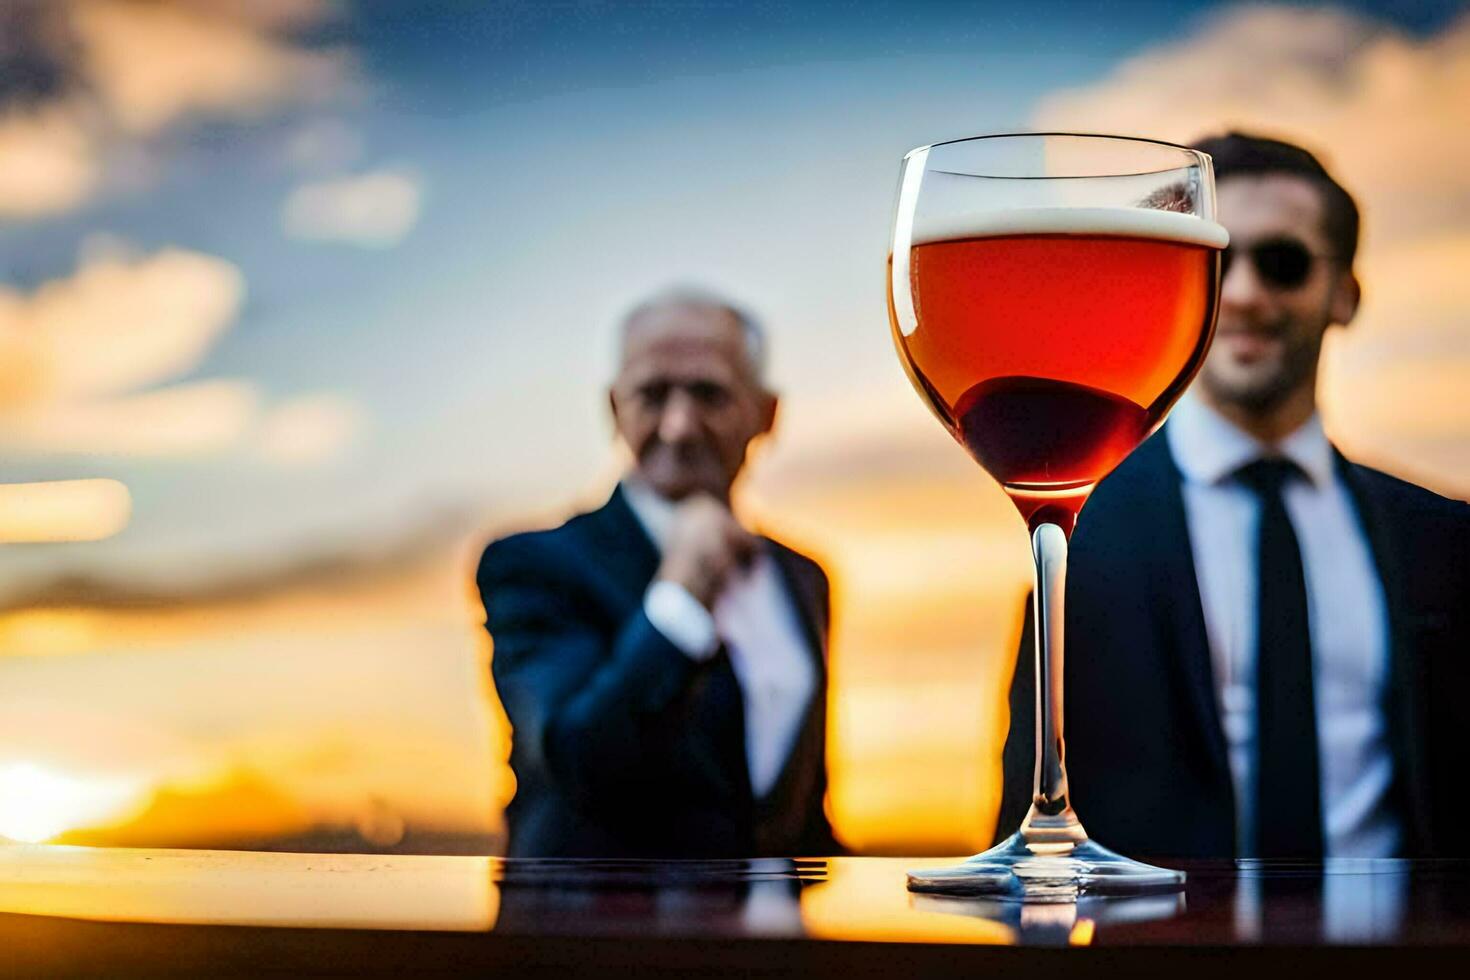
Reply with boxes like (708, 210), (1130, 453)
(891, 206), (1222, 535)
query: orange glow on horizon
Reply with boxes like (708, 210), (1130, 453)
(0, 609), (102, 657)
(753, 470), (1032, 854)
(0, 471), (1023, 854)
(0, 540), (505, 852)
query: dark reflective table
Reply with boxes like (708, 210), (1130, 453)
(2, 845), (1467, 975)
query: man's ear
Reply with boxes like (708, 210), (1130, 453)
(607, 388), (626, 441)
(1330, 269), (1361, 328)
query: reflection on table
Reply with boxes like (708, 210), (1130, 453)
(1, 844), (1467, 974)
(0, 844), (499, 931)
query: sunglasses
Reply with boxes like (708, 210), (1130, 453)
(1220, 237), (1331, 291)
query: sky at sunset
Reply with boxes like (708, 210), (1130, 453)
(1, 0), (1466, 853)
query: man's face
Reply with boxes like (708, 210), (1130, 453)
(609, 303), (776, 502)
(1199, 174), (1359, 414)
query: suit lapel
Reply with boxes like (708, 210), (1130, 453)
(1336, 456), (1433, 854)
(579, 485), (662, 604)
(1133, 431), (1231, 785)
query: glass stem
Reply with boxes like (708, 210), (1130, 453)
(1021, 521), (1088, 846)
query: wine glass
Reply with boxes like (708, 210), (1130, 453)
(888, 133), (1227, 899)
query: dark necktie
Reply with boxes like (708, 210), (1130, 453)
(1235, 457), (1324, 860)
(706, 644), (750, 796)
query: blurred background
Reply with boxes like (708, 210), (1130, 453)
(0, 0), (1465, 856)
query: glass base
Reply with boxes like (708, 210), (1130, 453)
(907, 832), (1186, 902)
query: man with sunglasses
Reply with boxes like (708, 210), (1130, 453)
(998, 132), (1469, 860)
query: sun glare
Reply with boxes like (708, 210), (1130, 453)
(0, 762), (147, 844)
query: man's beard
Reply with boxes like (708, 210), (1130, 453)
(1200, 325), (1325, 416)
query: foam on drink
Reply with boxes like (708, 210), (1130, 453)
(910, 205), (1229, 249)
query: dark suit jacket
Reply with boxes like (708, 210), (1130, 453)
(998, 429), (1470, 858)
(478, 485), (840, 858)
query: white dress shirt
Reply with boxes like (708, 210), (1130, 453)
(1166, 396), (1399, 858)
(622, 480), (817, 799)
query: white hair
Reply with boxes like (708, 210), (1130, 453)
(618, 286), (768, 385)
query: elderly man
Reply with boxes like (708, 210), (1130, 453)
(478, 289), (840, 858)
(999, 133), (1470, 860)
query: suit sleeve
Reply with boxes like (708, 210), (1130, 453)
(478, 535), (698, 808)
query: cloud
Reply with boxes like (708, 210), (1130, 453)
(1035, 5), (1470, 243)
(1034, 4), (1470, 496)
(189, 0), (336, 32)
(0, 380), (261, 457)
(0, 246), (348, 461)
(254, 392), (365, 465)
(68, 0), (349, 136)
(0, 105), (98, 218)
(0, 0), (350, 220)
(0, 479), (132, 543)
(281, 170), (423, 247)
(0, 247), (245, 408)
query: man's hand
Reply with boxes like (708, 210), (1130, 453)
(655, 494), (758, 610)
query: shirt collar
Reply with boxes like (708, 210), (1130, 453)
(619, 477), (676, 552)
(1166, 393), (1334, 489)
